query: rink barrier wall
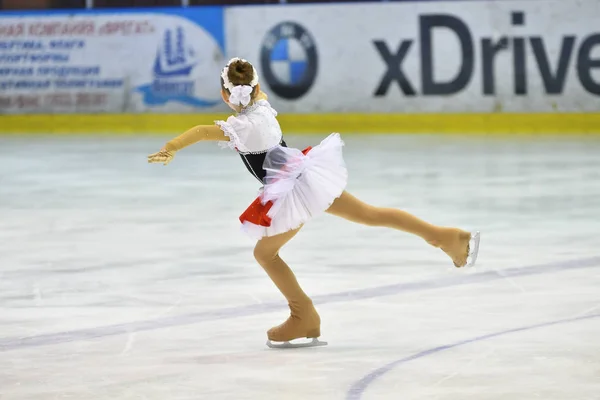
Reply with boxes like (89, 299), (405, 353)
(1, 1), (599, 134)
(1, 113), (599, 134)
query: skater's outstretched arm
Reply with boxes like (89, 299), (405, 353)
(147, 124), (228, 165)
(164, 125), (228, 151)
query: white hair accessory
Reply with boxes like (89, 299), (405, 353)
(221, 57), (259, 92)
(228, 85), (254, 106)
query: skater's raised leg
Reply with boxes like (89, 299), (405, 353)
(327, 191), (473, 267)
(253, 226), (321, 343)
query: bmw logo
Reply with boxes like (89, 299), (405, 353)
(260, 22), (318, 100)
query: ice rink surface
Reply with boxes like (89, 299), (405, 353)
(1, 133), (599, 399)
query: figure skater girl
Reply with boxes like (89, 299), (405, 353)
(147, 58), (480, 348)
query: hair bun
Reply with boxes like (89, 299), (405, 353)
(228, 59), (255, 86)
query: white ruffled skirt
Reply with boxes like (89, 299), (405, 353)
(239, 133), (347, 239)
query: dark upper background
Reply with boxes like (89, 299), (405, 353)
(0, 0), (479, 11)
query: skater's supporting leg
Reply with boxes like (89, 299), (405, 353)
(326, 191), (471, 266)
(254, 227), (309, 303)
(254, 227), (321, 342)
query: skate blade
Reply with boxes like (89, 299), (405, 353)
(266, 337), (328, 349)
(464, 231), (481, 268)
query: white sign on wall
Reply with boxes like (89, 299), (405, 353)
(226, 0), (600, 113)
(0, 8), (228, 114)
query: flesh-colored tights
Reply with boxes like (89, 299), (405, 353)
(254, 191), (471, 342)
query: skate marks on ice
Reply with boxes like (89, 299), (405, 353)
(1, 256), (599, 352)
(347, 312), (600, 400)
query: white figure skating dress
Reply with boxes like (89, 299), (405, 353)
(215, 100), (348, 239)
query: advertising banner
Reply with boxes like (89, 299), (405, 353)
(0, 7), (227, 114)
(226, 0), (600, 113)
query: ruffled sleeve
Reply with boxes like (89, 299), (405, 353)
(256, 99), (277, 117)
(215, 115), (250, 153)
